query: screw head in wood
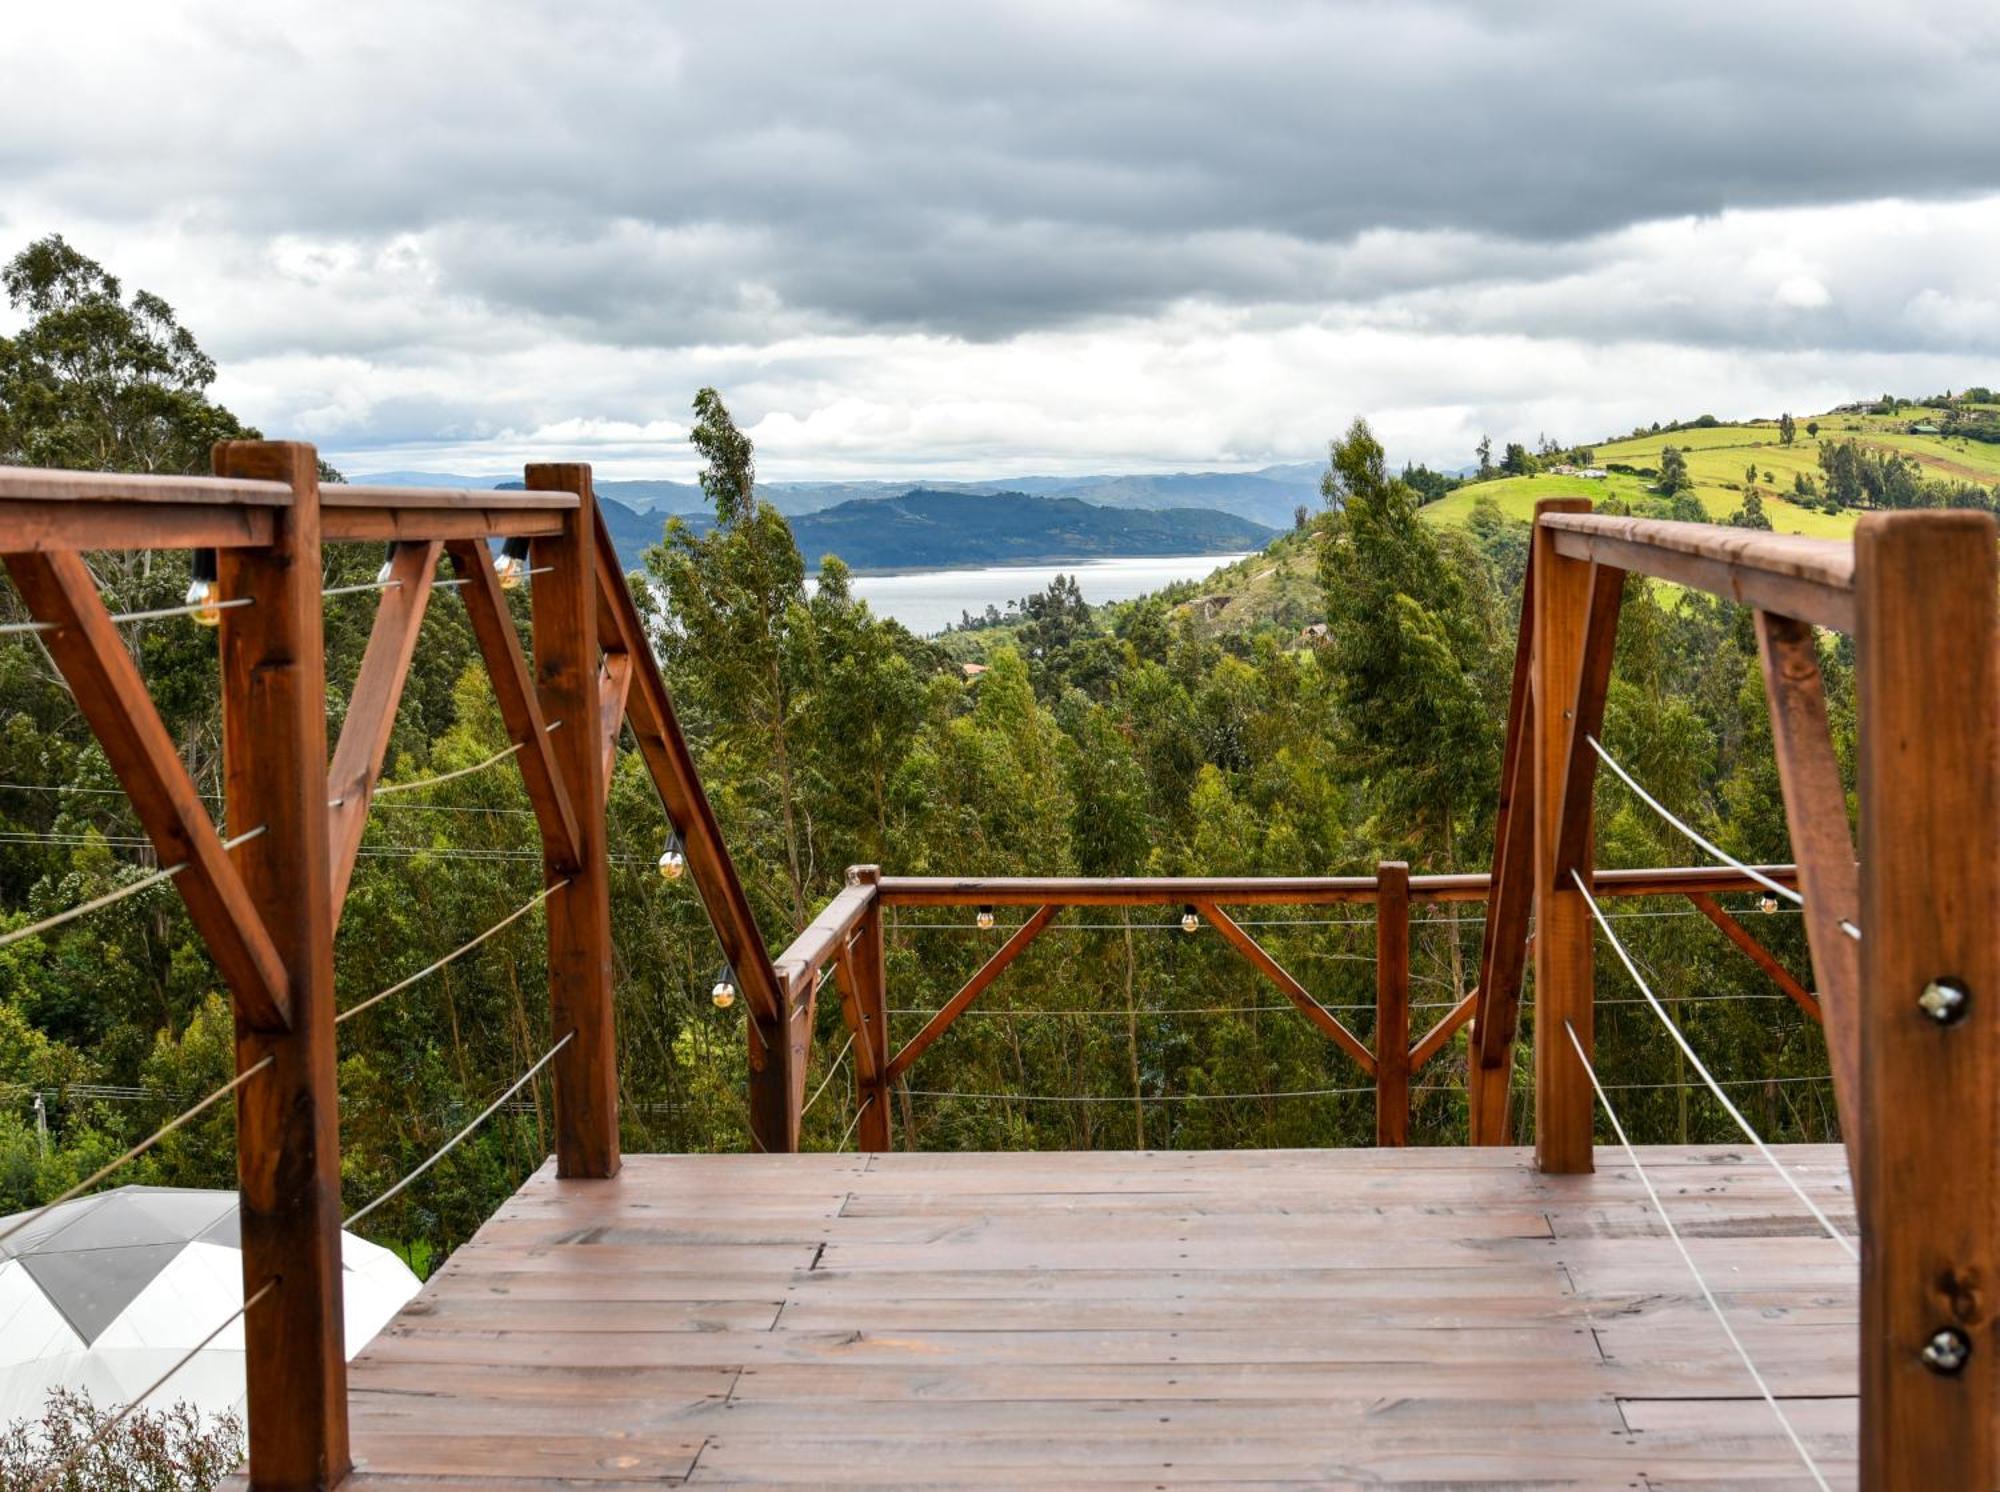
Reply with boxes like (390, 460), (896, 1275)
(1922, 1327), (1971, 1375)
(1918, 978), (1968, 1025)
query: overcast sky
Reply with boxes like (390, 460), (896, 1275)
(5, 1), (1999, 479)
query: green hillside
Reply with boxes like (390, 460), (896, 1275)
(1424, 404), (2000, 542)
(1133, 402), (2000, 639)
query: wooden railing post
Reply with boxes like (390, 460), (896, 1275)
(1375, 862), (1410, 1146)
(850, 866), (892, 1151)
(213, 440), (350, 1489)
(526, 463), (620, 1178)
(1532, 499), (1595, 1173)
(1853, 510), (1999, 1490)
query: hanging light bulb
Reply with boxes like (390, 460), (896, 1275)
(1180, 904), (1200, 934)
(657, 829), (686, 881)
(1759, 894), (1779, 915)
(975, 904), (995, 930)
(184, 549), (222, 627)
(710, 965), (737, 1009)
(375, 542), (398, 587)
(494, 536), (532, 590)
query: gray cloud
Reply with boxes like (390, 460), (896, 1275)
(8, 1), (2000, 342)
(5, 0), (1999, 477)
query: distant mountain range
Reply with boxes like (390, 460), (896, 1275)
(592, 489), (1277, 573)
(352, 461), (1323, 531)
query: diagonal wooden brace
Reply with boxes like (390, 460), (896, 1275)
(2, 549), (291, 1030)
(445, 538), (582, 875)
(327, 540), (440, 927)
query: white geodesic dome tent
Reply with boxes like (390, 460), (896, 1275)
(0, 1186), (419, 1426)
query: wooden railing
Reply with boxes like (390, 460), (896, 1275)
(1487, 501), (1995, 1489)
(774, 862), (1813, 1150)
(0, 447), (792, 1488)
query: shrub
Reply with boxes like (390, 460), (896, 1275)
(0, 1389), (242, 1491)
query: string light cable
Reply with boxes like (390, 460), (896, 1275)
(1571, 867), (1855, 1260)
(336, 880), (568, 1026)
(0, 825), (267, 951)
(372, 719), (563, 797)
(1564, 1020), (1832, 1492)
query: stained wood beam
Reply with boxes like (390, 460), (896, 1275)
(847, 868), (891, 1151)
(774, 881), (878, 1001)
(1410, 989), (1477, 1072)
(1753, 610), (1861, 1165)
(1533, 499), (1595, 1175)
(1684, 891), (1821, 1023)
(1539, 511), (1855, 631)
(445, 538), (582, 875)
(1193, 901), (1376, 1075)
(326, 541), (440, 928)
(0, 500), (278, 552)
(1470, 549), (1537, 1144)
(0, 465), (290, 507)
(321, 484), (573, 544)
(525, 465), (619, 1180)
(590, 513), (786, 1031)
(1375, 862), (1410, 1147)
(889, 906), (1058, 1081)
(1, 549), (291, 1031)
(212, 439), (349, 1487)
(874, 864), (1800, 907)
(597, 652), (633, 799)
(1853, 510), (1999, 1489)
(1552, 563), (1625, 880)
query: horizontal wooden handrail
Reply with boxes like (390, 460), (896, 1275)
(773, 879), (878, 998)
(0, 464), (580, 550)
(0, 466), (292, 506)
(876, 864), (1801, 908)
(1537, 511), (1855, 631)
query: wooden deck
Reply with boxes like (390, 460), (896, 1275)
(336, 1145), (1858, 1487)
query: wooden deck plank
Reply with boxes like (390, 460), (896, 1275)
(332, 1144), (1859, 1488)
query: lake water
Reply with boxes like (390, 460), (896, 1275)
(821, 554), (1251, 636)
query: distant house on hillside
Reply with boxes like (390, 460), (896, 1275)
(959, 662), (988, 681)
(1549, 464), (1608, 479)
(1296, 622), (1330, 649)
(1908, 422), (1941, 435)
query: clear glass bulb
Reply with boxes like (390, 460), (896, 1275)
(494, 553), (528, 590)
(184, 577), (223, 628)
(658, 847), (686, 881)
(1759, 894), (1779, 915)
(711, 979), (736, 1009)
(1180, 908), (1200, 933)
(975, 906), (995, 930)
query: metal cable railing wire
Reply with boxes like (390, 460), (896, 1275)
(1571, 867), (1856, 1260)
(335, 880), (568, 1026)
(801, 1030), (858, 1119)
(1587, 734), (1859, 941)
(346, 1031), (573, 1229)
(1564, 1020), (1833, 1491)
(371, 719), (563, 798)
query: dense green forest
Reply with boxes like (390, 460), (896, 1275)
(0, 237), (1839, 1272)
